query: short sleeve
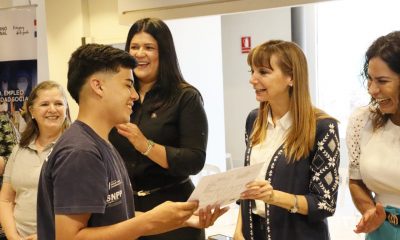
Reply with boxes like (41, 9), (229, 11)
(52, 149), (108, 214)
(2, 145), (19, 183)
(346, 107), (369, 180)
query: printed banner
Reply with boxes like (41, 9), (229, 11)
(0, 6), (37, 132)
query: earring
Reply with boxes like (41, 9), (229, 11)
(289, 83), (293, 87)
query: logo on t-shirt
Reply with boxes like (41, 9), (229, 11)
(106, 179), (123, 206)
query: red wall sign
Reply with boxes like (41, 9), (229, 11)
(241, 36), (251, 53)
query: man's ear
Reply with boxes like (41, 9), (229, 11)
(89, 77), (104, 96)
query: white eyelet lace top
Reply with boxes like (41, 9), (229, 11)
(347, 106), (400, 208)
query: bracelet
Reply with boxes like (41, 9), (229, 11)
(289, 194), (299, 213)
(142, 140), (155, 156)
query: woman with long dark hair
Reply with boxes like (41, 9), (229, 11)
(348, 31), (400, 240)
(109, 18), (209, 240)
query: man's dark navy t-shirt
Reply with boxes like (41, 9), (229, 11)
(37, 121), (135, 240)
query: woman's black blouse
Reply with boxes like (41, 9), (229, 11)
(109, 86), (208, 192)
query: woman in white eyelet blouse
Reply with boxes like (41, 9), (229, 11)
(347, 31), (400, 240)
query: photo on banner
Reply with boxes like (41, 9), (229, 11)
(0, 5), (37, 133)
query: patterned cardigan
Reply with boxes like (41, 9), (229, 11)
(240, 109), (340, 240)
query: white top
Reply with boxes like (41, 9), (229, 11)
(347, 106), (400, 208)
(3, 140), (54, 237)
(250, 111), (292, 217)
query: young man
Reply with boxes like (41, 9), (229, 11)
(37, 44), (226, 240)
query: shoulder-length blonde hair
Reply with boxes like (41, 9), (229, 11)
(248, 40), (331, 162)
(19, 81), (71, 147)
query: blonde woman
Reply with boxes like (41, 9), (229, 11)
(235, 40), (340, 240)
(0, 81), (71, 240)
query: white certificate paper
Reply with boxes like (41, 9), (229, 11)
(188, 163), (263, 209)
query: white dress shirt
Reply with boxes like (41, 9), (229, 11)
(250, 110), (292, 217)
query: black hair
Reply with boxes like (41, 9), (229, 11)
(363, 31), (400, 129)
(67, 43), (137, 103)
(363, 31), (400, 78)
(125, 18), (189, 110)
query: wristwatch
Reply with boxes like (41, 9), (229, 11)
(289, 195), (299, 213)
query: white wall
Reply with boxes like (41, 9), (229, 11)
(5, 0), (293, 171)
(165, 16), (226, 171)
(118, 0), (333, 24)
(1, 0), (296, 172)
(7, 0), (300, 171)
(44, 0), (228, 171)
(41, 0), (330, 119)
(45, 0), (85, 120)
(87, 0), (130, 45)
(221, 8), (292, 168)
(44, 0), (132, 120)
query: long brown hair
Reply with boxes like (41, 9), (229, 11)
(19, 81), (71, 147)
(248, 40), (331, 161)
